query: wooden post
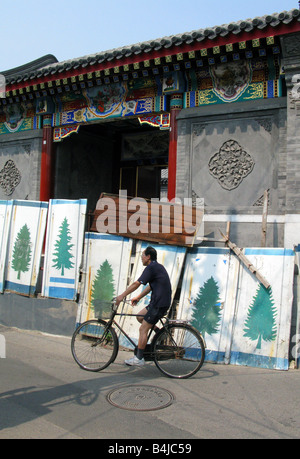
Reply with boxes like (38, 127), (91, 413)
(261, 190), (268, 247)
(226, 221), (231, 240)
(219, 229), (270, 289)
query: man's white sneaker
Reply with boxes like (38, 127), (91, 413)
(125, 355), (145, 366)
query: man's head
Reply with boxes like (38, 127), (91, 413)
(141, 246), (157, 265)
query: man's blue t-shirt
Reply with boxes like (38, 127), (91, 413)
(138, 261), (171, 310)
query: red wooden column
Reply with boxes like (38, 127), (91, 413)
(167, 94), (183, 201)
(39, 115), (54, 202)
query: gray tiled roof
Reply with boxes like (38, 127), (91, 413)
(3, 8), (300, 85)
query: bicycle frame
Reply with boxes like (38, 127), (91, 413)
(99, 301), (191, 354)
(100, 305), (159, 349)
(72, 300), (206, 377)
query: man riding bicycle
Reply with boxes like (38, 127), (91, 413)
(115, 246), (172, 366)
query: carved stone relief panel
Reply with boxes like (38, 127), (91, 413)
(0, 159), (21, 195)
(0, 138), (37, 199)
(191, 116), (275, 209)
(208, 139), (255, 190)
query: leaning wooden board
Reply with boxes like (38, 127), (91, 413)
(89, 193), (204, 247)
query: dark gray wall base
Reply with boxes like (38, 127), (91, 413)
(0, 292), (77, 337)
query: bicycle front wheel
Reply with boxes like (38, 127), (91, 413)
(71, 319), (119, 372)
(152, 323), (205, 379)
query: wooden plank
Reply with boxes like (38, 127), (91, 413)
(91, 211), (197, 234)
(90, 193), (204, 247)
(219, 229), (270, 289)
(226, 221), (231, 240)
(261, 190), (268, 247)
(92, 195), (200, 224)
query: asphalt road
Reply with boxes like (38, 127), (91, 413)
(0, 324), (299, 440)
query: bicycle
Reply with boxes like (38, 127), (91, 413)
(71, 300), (205, 379)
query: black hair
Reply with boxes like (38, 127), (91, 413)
(144, 246), (157, 261)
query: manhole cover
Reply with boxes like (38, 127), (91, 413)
(106, 385), (175, 411)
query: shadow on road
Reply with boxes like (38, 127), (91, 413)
(0, 362), (218, 433)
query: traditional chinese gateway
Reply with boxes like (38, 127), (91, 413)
(1, 8), (300, 248)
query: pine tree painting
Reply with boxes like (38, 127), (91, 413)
(52, 217), (74, 276)
(91, 260), (116, 317)
(190, 276), (222, 339)
(243, 285), (277, 350)
(12, 224), (32, 280)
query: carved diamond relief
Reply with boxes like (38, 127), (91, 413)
(208, 139), (254, 190)
(0, 160), (21, 195)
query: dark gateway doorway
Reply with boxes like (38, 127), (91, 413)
(53, 118), (169, 213)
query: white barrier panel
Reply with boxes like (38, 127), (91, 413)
(177, 247), (294, 370)
(76, 233), (133, 325)
(42, 199), (87, 300)
(177, 247), (239, 363)
(230, 248), (295, 370)
(120, 241), (187, 347)
(0, 201), (13, 292)
(0, 333), (5, 358)
(5, 200), (48, 296)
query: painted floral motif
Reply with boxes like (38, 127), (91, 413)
(210, 60), (251, 102)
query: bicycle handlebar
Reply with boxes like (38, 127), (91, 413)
(111, 298), (132, 312)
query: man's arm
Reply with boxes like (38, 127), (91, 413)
(115, 281), (141, 306)
(131, 285), (151, 305)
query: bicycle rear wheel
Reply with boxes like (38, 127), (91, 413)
(71, 319), (119, 371)
(152, 323), (205, 379)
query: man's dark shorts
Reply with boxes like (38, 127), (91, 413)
(144, 305), (169, 325)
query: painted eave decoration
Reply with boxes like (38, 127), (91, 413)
(1, 8), (300, 101)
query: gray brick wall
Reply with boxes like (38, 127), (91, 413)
(176, 99), (288, 247)
(281, 33), (300, 214)
(0, 129), (43, 201)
